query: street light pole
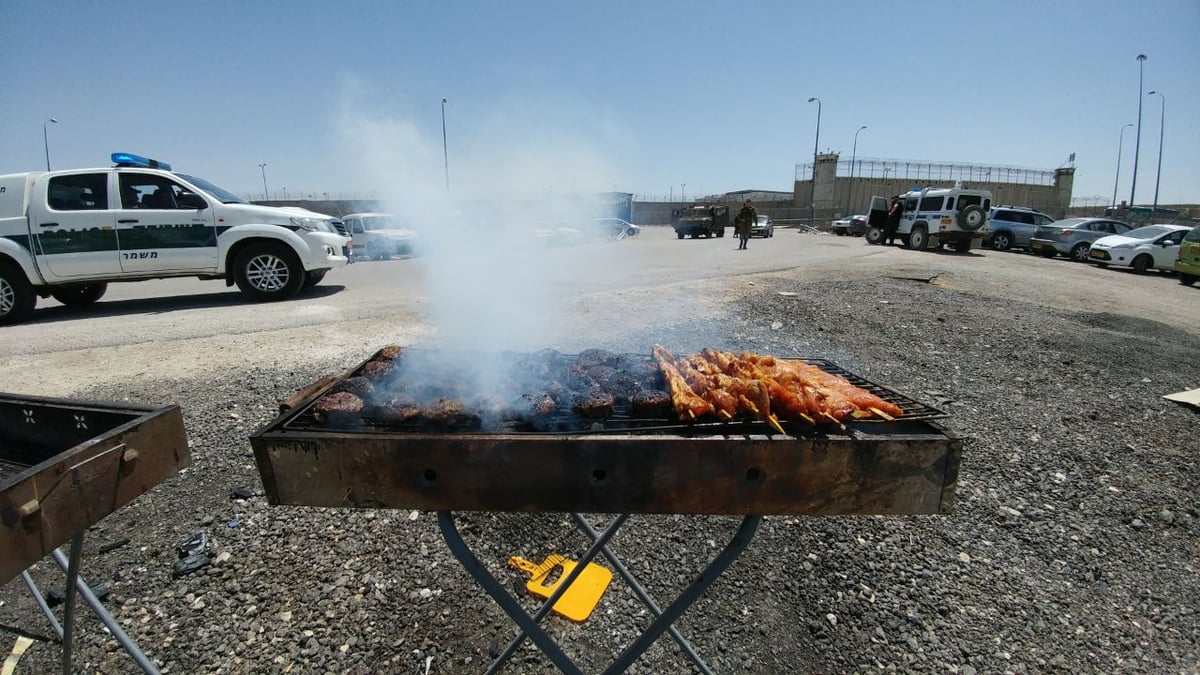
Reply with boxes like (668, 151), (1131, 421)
(1110, 124), (1132, 212)
(43, 117), (58, 171)
(681, 183), (686, 202)
(1129, 54), (1146, 206)
(807, 97), (821, 228)
(441, 97), (450, 192)
(1147, 90), (1164, 219)
(848, 125), (866, 214)
(258, 163), (268, 201)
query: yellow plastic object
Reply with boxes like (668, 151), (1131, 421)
(508, 554), (612, 623)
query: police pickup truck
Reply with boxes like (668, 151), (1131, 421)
(0, 152), (351, 325)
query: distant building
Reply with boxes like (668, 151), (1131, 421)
(705, 189), (795, 203)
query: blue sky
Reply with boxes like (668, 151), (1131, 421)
(1, 0), (1197, 206)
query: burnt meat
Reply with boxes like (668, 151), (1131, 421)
(359, 360), (395, 382)
(331, 376), (374, 399)
(421, 397), (480, 428)
(629, 389), (672, 419)
(509, 391), (557, 419)
(375, 345), (404, 362)
(572, 390), (615, 419)
(372, 393), (421, 425)
(575, 348), (617, 370)
(312, 392), (364, 426)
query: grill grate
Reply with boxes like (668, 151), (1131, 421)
(282, 353), (946, 436)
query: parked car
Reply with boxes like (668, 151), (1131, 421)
(593, 218), (641, 239)
(750, 214), (775, 238)
(1029, 218), (1132, 262)
(985, 205), (1056, 251)
(1175, 225), (1200, 286)
(342, 212), (419, 261)
(1088, 224), (1191, 273)
(832, 215), (867, 237)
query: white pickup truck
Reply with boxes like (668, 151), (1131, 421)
(0, 152), (351, 325)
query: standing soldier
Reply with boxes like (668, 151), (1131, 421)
(735, 199), (757, 250)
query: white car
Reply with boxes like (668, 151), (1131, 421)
(1088, 224), (1191, 273)
(342, 212), (419, 261)
(594, 218), (641, 239)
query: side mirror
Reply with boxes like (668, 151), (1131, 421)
(177, 191), (207, 209)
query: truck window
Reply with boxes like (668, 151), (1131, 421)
(957, 194), (983, 209)
(918, 196), (944, 211)
(47, 173), (109, 210)
(120, 172), (185, 209)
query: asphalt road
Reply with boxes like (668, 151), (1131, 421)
(1, 225), (1194, 396)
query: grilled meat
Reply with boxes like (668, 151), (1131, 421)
(360, 360), (395, 382)
(571, 389), (615, 419)
(421, 397), (481, 428)
(372, 393), (421, 425)
(629, 389), (672, 419)
(331, 376), (374, 399)
(313, 391), (364, 426)
(375, 345), (404, 362)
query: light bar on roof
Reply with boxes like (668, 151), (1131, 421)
(111, 152), (172, 171)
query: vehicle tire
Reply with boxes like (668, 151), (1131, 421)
(1130, 254), (1153, 273)
(1038, 248), (1057, 258)
(1094, 262), (1108, 268)
(302, 270), (327, 290)
(676, 232), (685, 239)
(717, 229), (725, 238)
(990, 231), (1013, 251)
(0, 263), (36, 326)
(233, 241), (305, 301)
(952, 239), (972, 253)
(835, 230), (846, 237)
(865, 227), (885, 245)
(909, 226), (928, 250)
(1069, 243), (1091, 262)
(50, 283), (107, 307)
(957, 205), (986, 231)
(1180, 273), (1197, 286)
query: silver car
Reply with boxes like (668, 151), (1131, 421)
(985, 206), (1056, 251)
(1029, 218), (1132, 262)
(750, 215), (774, 238)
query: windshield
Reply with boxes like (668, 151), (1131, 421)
(363, 215), (402, 230)
(175, 173), (247, 204)
(1123, 225), (1173, 239)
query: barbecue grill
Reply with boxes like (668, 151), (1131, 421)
(1, 391), (189, 674)
(250, 348), (961, 673)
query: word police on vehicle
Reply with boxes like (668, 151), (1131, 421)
(0, 152), (351, 325)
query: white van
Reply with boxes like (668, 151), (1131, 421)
(865, 183), (992, 252)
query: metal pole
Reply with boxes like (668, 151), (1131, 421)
(1129, 54), (1146, 206)
(807, 97), (821, 228)
(849, 125), (866, 214)
(441, 97), (450, 191)
(43, 117), (58, 171)
(1111, 124), (1132, 212)
(681, 183), (686, 202)
(258, 163), (268, 201)
(1148, 90), (1164, 219)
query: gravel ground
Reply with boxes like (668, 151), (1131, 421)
(2, 261), (1198, 674)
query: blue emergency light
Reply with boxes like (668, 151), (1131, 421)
(111, 152), (172, 171)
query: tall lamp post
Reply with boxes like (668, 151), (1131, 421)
(848, 125), (867, 214)
(1110, 124), (1132, 212)
(440, 97), (450, 191)
(807, 97), (821, 228)
(1147, 90), (1164, 219)
(681, 183), (686, 202)
(258, 163), (269, 201)
(43, 117), (58, 171)
(1129, 54), (1146, 206)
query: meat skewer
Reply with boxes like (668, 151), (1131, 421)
(653, 345), (713, 420)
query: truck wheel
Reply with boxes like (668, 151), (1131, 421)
(952, 239), (972, 253)
(957, 205), (986, 231)
(233, 242), (304, 301)
(1180, 273), (1196, 286)
(908, 226), (928, 250)
(676, 232), (685, 239)
(865, 227), (884, 245)
(0, 264), (37, 325)
(51, 283), (108, 307)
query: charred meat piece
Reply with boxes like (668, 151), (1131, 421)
(512, 348), (565, 381)
(470, 394), (509, 429)
(572, 389), (615, 419)
(508, 391), (557, 419)
(331, 376), (374, 400)
(575, 348), (617, 370)
(421, 397), (481, 428)
(359, 360), (395, 382)
(312, 392), (364, 426)
(621, 358), (663, 390)
(629, 389), (672, 419)
(372, 393), (421, 425)
(375, 345), (404, 362)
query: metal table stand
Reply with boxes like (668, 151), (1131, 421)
(16, 533), (160, 675)
(437, 511), (762, 674)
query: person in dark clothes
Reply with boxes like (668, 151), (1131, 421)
(882, 195), (904, 245)
(735, 199), (757, 250)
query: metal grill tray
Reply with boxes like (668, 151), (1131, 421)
(251, 351), (961, 516)
(279, 353), (947, 437)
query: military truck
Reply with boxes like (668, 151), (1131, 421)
(671, 205), (730, 239)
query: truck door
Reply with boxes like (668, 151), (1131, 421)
(116, 172), (218, 273)
(30, 172), (121, 280)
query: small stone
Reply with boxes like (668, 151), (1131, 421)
(1131, 519), (1146, 530)
(826, 613), (837, 626)
(958, 552), (971, 563)
(280, 610), (293, 622)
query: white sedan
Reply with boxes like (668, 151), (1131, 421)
(1088, 224), (1191, 273)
